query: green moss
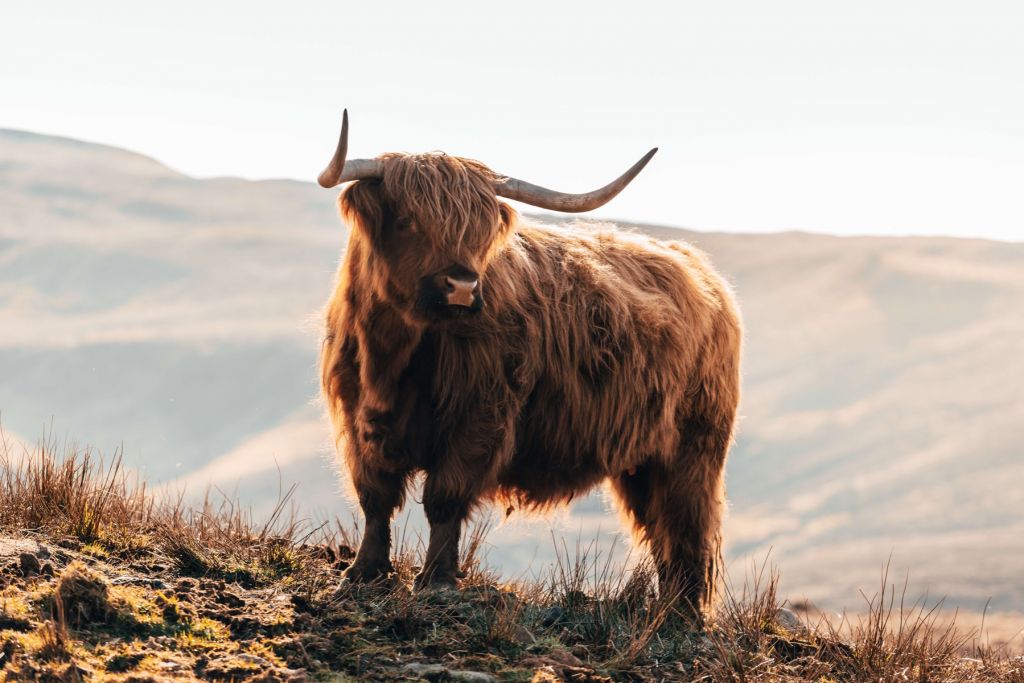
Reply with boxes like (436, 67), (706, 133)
(80, 542), (110, 559)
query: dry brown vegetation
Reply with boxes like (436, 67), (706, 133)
(0, 434), (1021, 682)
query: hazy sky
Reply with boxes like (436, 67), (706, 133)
(3, 1), (1022, 240)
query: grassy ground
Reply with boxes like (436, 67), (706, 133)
(0, 436), (1021, 682)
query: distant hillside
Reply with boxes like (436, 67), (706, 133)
(1, 129), (1022, 615)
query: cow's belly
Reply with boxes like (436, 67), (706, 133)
(494, 372), (681, 508)
(495, 401), (624, 508)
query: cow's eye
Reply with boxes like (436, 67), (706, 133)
(394, 217), (413, 233)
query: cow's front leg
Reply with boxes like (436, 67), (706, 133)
(412, 359), (518, 591)
(414, 481), (472, 590)
(343, 465), (409, 584)
(413, 429), (512, 589)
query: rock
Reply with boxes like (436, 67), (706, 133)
(229, 614), (262, 634)
(201, 578), (227, 592)
(449, 671), (496, 683)
(236, 654), (273, 668)
(104, 651), (146, 673)
(55, 538), (81, 550)
(520, 656), (570, 670)
(19, 552), (41, 576)
(0, 538), (50, 560)
(110, 575), (170, 589)
(531, 668), (561, 683)
(530, 665), (610, 683)
(244, 667), (310, 683)
(511, 623), (536, 644)
(0, 612), (32, 631)
(540, 605), (564, 627)
(420, 585), (461, 604)
(204, 655), (265, 679)
(290, 593), (312, 613)
(562, 590), (589, 608)
(401, 662), (447, 679)
(546, 649), (585, 668)
(218, 590), (246, 608)
(520, 650), (591, 683)
(775, 607), (811, 637)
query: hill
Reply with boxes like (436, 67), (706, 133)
(0, 444), (1019, 682)
(1, 128), (1023, 619)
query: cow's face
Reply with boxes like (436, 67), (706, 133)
(340, 153), (515, 324)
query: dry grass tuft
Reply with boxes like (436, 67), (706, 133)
(0, 432), (153, 551)
(54, 562), (112, 626)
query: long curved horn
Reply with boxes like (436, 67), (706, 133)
(493, 148), (657, 212)
(317, 110), (384, 188)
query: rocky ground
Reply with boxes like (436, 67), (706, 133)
(0, 533), (703, 682)
(2, 531), (1021, 683)
(0, 445), (1021, 681)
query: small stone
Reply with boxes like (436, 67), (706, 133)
(549, 648), (585, 667)
(219, 591), (246, 608)
(290, 593), (312, 613)
(244, 667), (309, 683)
(104, 651), (146, 673)
(519, 651), (589, 675)
(0, 538), (50, 560)
(110, 575), (170, 590)
(540, 605), (564, 627)
(511, 623), (536, 644)
(18, 553), (41, 576)
(236, 653), (273, 667)
(421, 585), (461, 605)
(530, 668), (561, 683)
(449, 671), (496, 683)
(562, 590), (589, 607)
(0, 613), (32, 631)
(204, 655), (264, 679)
(402, 662), (447, 679)
(229, 615), (261, 634)
(775, 607), (810, 636)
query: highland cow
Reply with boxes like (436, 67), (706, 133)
(317, 111), (741, 619)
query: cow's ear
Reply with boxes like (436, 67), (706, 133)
(339, 180), (387, 245)
(498, 200), (518, 229)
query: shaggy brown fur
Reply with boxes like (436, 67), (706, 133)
(319, 152), (741, 620)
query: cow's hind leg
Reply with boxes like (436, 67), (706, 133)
(661, 429), (728, 622)
(612, 419), (731, 624)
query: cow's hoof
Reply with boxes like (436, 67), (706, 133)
(413, 570), (459, 593)
(336, 561), (394, 590)
(333, 577), (398, 602)
(337, 576), (407, 602)
(415, 583), (460, 604)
